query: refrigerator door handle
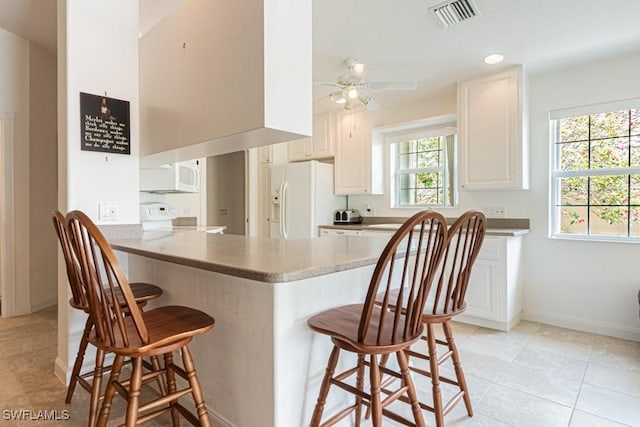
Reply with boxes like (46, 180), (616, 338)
(281, 181), (288, 239)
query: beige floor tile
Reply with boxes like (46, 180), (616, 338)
(470, 321), (540, 347)
(453, 348), (511, 382)
(575, 383), (640, 426)
(497, 361), (583, 406)
(525, 334), (593, 362)
(591, 335), (640, 373)
(459, 335), (525, 362)
(537, 324), (598, 345)
(0, 330), (57, 358)
(513, 346), (587, 376)
(475, 384), (572, 427)
(569, 410), (631, 427)
(583, 363), (640, 398)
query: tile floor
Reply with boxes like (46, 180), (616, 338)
(0, 306), (639, 426)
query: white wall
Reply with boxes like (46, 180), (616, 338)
(28, 42), (58, 312)
(347, 50), (640, 340)
(62, 0), (140, 224)
(56, 0), (140, 384)
(522, 50), (640, 340)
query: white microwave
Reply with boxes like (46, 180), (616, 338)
(140, 160), (200, 193)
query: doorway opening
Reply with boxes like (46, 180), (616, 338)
(206, 151), (246, 235)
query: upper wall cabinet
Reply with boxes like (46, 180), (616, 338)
(458, 66), (529, 190)
(288, 113), (335, 161)
(259, 142), (288, 164)
(139, 0), (312, 165)
(335, 110), (383, 195)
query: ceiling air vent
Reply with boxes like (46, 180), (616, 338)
(431, 0), (480, 28)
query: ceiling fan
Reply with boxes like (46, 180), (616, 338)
(317, 58), (418, 110)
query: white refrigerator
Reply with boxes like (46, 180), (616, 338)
(270, 161), (343, 239)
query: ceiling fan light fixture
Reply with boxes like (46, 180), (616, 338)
(484, 53), (504, 65)
(358, 93), (371, 105)
(347, 87), (359, 99)
(344, 98), (355, 110)
(351, 62), (365, 76)
(330, 91), (346, 104)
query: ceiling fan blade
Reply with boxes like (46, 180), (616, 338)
(365, 99), (380, 111)
(367, 81), (418, 91)
(313, 82), (341, 88)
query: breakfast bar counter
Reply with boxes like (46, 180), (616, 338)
(111, 230), (390, 283)
(110, 231), (391, 427)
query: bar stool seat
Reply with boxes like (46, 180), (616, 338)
(88, 305), (214, 355)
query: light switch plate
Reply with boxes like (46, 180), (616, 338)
(99, 203), (119, 221)
(484, 206), (505, 218)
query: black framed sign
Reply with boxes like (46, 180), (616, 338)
(80, 92), (131, 155)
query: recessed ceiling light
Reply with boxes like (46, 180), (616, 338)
(484, 53), (504, 65)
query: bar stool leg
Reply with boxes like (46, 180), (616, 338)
(369, 354), (382, 427)
(66, 316), (93, 404)
(444, 322), (473, 416)
(97, 354), (125, 427)
(180, 346), (211, 427)
(426, 324), (444, 427)
(354, 354), (365, 427)
(89, 348), (106, 427)
(150, 355), (168, 396)
(397, 349), (425, 427)
(310, 345), (340, 427)
(124, 357), (143, 427)
(164, 352), (180, 426)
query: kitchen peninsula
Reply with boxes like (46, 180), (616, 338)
(111, 231), (390, 427)
(110, 222), (528, 426)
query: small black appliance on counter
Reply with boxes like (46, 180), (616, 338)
(334, 209), (362, 224)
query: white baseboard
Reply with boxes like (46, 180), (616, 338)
(207, 404), (235, 427)
(523, 309), (640, 342)
(31, 295), (57, 313)
(55, 356), (69, 385)
(456, 312), (522, 331)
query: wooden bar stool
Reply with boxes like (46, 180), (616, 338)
(66, 210), (215, 427)
(378, 210), (486, 426)
(52, 210), (165, 426)
(308, 210), (448, 427)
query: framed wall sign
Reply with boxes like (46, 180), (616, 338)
(80, 92), (131, 155)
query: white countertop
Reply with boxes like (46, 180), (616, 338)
(111, 231), (389, 283)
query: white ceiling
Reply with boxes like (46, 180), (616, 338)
(1, 0), (640, 115)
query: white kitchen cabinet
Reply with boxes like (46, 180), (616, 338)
(319, 228), (363, 237)
(458, 66), (529, 190)
(457, 236), (524, 331)
(335, 110), (383, 195)
(288, 113), (335, 161)
(259, 142), (289, 164)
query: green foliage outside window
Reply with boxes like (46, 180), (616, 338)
(554, 109), (640, 237)
(396, 136), (453, 206)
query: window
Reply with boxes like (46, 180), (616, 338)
(550, 99), (640, 240)
(390, 129), (457, 208)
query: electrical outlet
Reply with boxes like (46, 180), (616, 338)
(365, 204), (376, 216)
(484, 206), (505, 218)
(99, 203), (119, 221)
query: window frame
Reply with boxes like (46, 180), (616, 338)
(549, 98), (640, 243)
(388, 127), (457, 209)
